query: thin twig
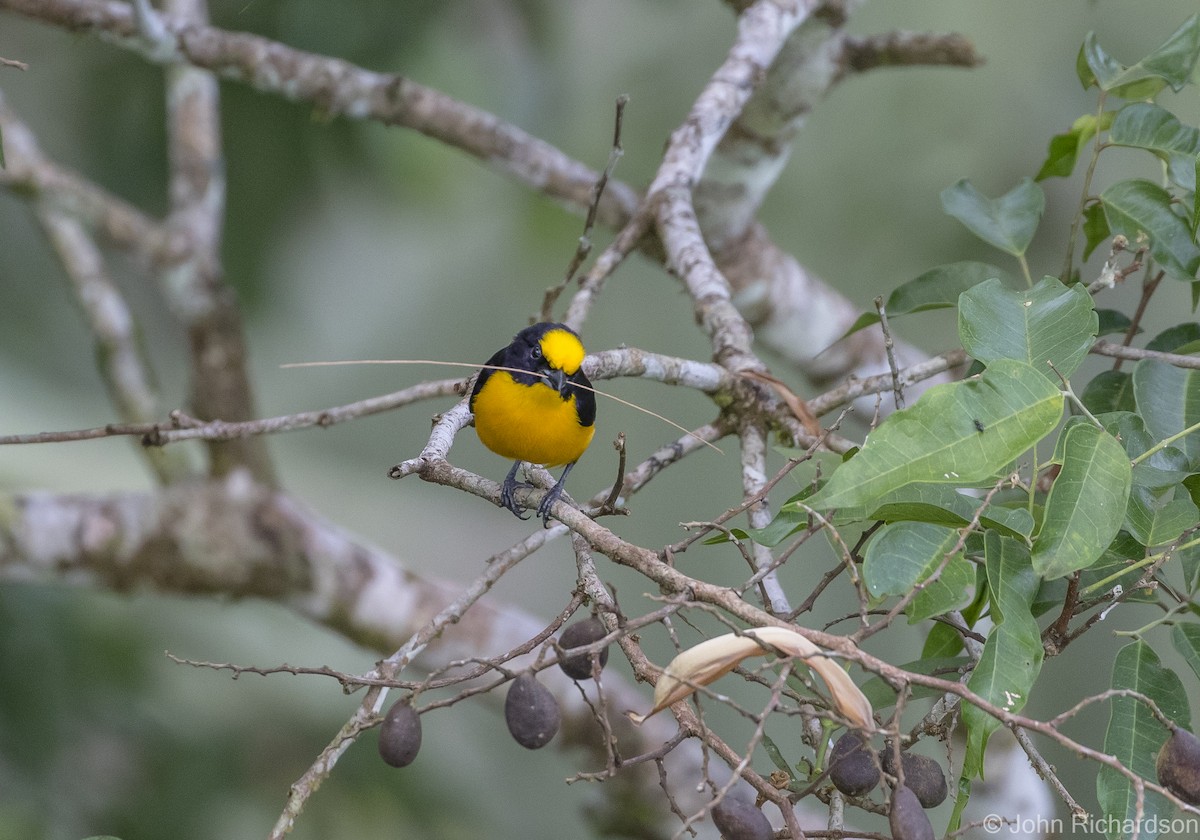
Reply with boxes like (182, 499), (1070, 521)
(542, 94), (628, 321)
(874, 296), (904, 410)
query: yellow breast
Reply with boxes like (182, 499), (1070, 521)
(472, 372), (595, 467)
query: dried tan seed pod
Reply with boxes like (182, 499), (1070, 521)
(628, 626), (872, 729)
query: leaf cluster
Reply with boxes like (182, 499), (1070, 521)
(753, 16), (1200, 836)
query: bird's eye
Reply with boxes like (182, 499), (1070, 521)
(529, 344), (542, 361)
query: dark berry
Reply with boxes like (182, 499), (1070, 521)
(504, 672), (561, 749)
(1157, 725), (1200, 805)
(828, 732), (880, 797)
(558, 616), (610, 680)
(377, 699), (422, 768)
(711, 796), (772, 840)
(889, 784), (935, 840)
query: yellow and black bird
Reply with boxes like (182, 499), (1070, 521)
(470, 322), (596, 524)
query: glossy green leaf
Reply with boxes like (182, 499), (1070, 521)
(809, 360), (1063, 511)
(1134, 358), (1200, 463)
(1146, 322), (1200, 352)
(1082, 370), (1136, 414)
(1095, 309), (1135, 338)
(1098, 641), (1191, 840)
(1100, 411), (1191, 490)
(1078, 33), (1167, 99)
(1078, 15), (1200, 98)
(1167, 151), (1198, 193)
(909, 554), (975, 623)
(739, 505), (808, 548)
(941, 178), (1044, 257)
(1109, 103), (1200, 161)
(864, 522), (959, 598)
(835, 261), (1009, 340)
(1171, 623), (1200, 682)
(922, 620), (965, 660)
(1082, 201), (1112, 260)
(861, 482), (1034, 539)
(1181, 539), (1200, 593)
(1036, 113), (1100, 180)
(859, 521), (975, 623)
(1194, 155), (1200, 235)
(1101, 180), (1200, 280)
(962, 533), (1043, 779)
(1126, 486), (1200, 547)
(959, 276), (1098, 382)
(1166, 151), (1195, 192)
(1031, 422), (1132, 579)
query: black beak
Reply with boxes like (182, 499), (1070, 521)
(545, 368), (568, 396)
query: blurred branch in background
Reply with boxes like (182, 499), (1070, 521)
(0, 0), (979, 398)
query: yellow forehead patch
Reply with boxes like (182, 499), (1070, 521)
(540, 328), (586, 374)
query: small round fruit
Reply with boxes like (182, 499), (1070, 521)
(377, 699), (422, 768)
(889, 784), (935, 840)
(828, 732), (880, 797)
(1156, 724), (1200, 805)
(558, 616), (610, 680)
(881, 749), (947, 808)
(711, 796), (772, 840)
(504, 672), (561, 749)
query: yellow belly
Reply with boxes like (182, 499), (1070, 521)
(473, 372), (595, 467)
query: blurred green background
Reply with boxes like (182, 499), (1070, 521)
(2, 2), (1199, 839)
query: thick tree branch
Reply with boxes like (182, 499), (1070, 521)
(1, 0), (952, 414)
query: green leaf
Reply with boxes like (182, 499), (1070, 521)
(760, 732), (795, 778)
(863, 482), (1034, 539)
(1134, 358), (1200, 463)
(808, 360), (1063, 512)
(1078, 15), (1200, 98)
(1101, 180), (1200, 280)
(859, 522), (975, 623)
(1095, 308), (1135, 338)
(1146, 322), (1200, 352)
(922, 620), (965, 660)
(0, 125), (6, 170)
(941, 178), (1045, 257)
(1195, 155), (1200, 236)
(833, 261), (1009, 341)
(1137, 13), (1200, 90)
(1100, 411), (1191, 490)
(1031, 422), (1132, 579)
(1108, 102), (1200, 161)
(909, 554), (975, 623)
(739, 505), (808, 548)
(1036, 115), (1096, 180)
(1171, 622), (1200, 682)
(863, 522), (960, 598)
(1081, 370), (1136, 414)
(1167, 151), (1198, 193)
(959, 276), (1098, 382)
(1082, 201), (1112, 260)
(1182, 539), (1200, 593)
(961, 533), (1043, 779)
(1126, 486), (1200, 547)
(1098, 641), (1191, 840)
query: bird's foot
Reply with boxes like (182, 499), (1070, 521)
(500, 463), (532, 520)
